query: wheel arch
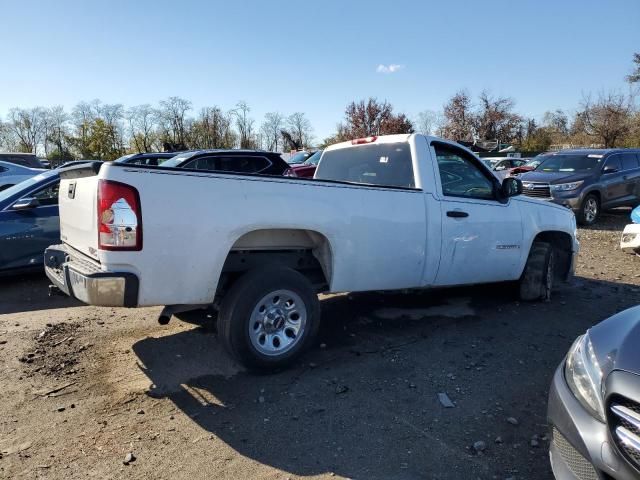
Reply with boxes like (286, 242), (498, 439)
(529, 230), (574, 281)
(217, 228), (334, 296)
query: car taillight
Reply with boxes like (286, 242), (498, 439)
(97, 179), (142, 251)
(351, 136), (377, 145)
(283, 168), (297, 177)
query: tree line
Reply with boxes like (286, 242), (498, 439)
(0, 98), (314, 163)
(1, 54), (639, 162)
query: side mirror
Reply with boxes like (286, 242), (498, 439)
(12, 197), (40, 210)
(501, 177), (522, 198)
(603, 165), (618, 174)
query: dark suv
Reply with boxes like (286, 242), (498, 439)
(519, 149), (640, 225)
(159, 149), (291, 175)
(0, 153), (45, 169)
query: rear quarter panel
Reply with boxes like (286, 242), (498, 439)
(98, 164), (427, 306)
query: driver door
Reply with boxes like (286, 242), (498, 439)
(431, 142), (523, 286)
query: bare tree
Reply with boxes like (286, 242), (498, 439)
(260, 112), (284, 151)
(473, 91), (522, 142)
(232, 101), (256, 149)
(159, 96), (192, 147)
(335, 98), (413, 142)
(46, 106), (73, 163)
(286, 112), (313, 149)
(442, 90), (474, 141)
(190, 107), (235, 149)
(126, 104), (158, 152)
(7, 107), (46, 153)
(416, 110), (439, 135)
(578, 92), (632, 147)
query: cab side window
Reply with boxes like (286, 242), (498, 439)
(433, 144), (495, 200)
(32, 182), (60, 206)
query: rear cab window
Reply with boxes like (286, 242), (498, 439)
(315, 143), (415, 188)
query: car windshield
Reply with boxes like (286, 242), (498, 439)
(536, 154), (603, 172)
(303, 151), (322, 166)
(114, 153), (135, 163)
(158, 152), (193, 168)
(288, 152), (311, 164)
(0, 170), (57, 202)
(524, 158), (542, 168)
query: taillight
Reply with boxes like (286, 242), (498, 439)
(283, 168), (297, 177)
(351, 136), (378, 145)
(97, 180), (142, 251)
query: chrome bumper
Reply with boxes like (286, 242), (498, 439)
(44, 244), (139, 307)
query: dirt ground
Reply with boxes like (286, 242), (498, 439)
(2, 210), (640, 480)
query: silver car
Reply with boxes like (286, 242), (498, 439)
(0, 161), (45, 191)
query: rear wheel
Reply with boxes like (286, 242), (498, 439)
(217, 266), (320, 370)
(577, 194), (599, 226)
(518, 241), (555, 301)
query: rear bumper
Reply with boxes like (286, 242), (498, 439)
(44, 244), (139, 307)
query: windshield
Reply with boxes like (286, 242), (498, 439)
(536, 153), (603, 172)
(114, 153), (135, 163)
(524, 158), (542, 168)
(304, 151), (322, 166)
(158, 152), (193, 168)
(0, 170), (57, 202)
(288, 152), (311, 164)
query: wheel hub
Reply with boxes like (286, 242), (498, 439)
(263, 308), (286, 333)
(249, 289), (308, 356)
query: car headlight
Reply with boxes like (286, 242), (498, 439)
(565, 333), (605, 422)
(551, 181), (584, 192)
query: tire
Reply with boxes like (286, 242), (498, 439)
(577, 193), (600, 226)
(217, 266), (321, 370)
(518, 241), (555, 302)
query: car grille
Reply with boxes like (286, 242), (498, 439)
(609, 397), (640, 470)
(522, 182), (551, 199)
(552, 427), (598, 480)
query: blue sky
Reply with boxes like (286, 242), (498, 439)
(0, 0), (638, 141)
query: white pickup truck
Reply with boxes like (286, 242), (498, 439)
(45, 134), (578, 369)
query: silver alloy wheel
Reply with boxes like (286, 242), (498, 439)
(248, 289), (307, 356)
(584, 198), (598, 223)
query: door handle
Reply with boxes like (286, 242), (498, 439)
(447, 210), (469, 218)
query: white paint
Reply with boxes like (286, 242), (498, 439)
(57, 134), (578, 307)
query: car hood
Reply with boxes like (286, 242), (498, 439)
(590, 306), (640, 377)
(519, 171), (593, 184)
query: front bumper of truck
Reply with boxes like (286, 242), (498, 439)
(44, 244), (139, 307)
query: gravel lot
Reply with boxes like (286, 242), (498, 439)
(2, 209), (640, 480)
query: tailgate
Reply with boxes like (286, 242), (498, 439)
(58, 162), (102, 260)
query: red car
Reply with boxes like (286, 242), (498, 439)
(509, 157), (543, 176)
(285, 150), (322, 178)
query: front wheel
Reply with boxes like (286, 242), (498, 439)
(217, 266), (320, 370)
(518, 241), (555, 302)
(577, 194), (600, 226)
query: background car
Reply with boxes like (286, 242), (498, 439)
(160, 149), (291, 175)
(548, 306), (640, 479)
(0, 170), (60, 275)
(0, 161), (45, 191)
(114, 152), (178, 166)
(0, 152), (45, 169)
(519, 148), (640, 225)
(510, 157), (543, 176)
(286, 150), (316, 165)
(0, 161), (93, 275)
(285, 150), (322, 178)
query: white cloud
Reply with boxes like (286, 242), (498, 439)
(376, 64), (404, 74)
